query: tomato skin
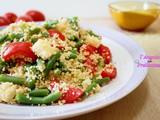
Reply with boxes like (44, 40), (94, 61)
(48, 29), (65, 41)
(4, 12), (17, 23)
(83, 56), (97, 74)
(98, 44), (111, 64)
(62, 88), (84, 103)
(26, 10), (45, 21)
(80, 44), (97, 56)
(15, 15), (33, 22)
(101, 65), (117, 79)
(2, 42), (37, 62)
(0, 16), (10, 26)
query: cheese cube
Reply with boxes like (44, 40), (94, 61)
(83, 35), (101, 48)
(32, 39), (58, 60)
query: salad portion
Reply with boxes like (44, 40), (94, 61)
(0, 17), (117, 105)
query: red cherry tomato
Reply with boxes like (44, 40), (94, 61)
(50, 78), (59, 89)
(98, 44), (111, 64)
(83, 56), (97, 74)
(62, 88), (84, 103)
(80, 44), (97, 56)
(101, 65), (117, 79)
(48, 29), (65, 41)
(4, 12), (17, 23)
(15, 15), (33, 22)
(26, 10), (45, 21)
(2, 42), (37, 63)
(0, 16), (10, 26)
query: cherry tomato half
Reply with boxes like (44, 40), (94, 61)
(62, 88), (84, 103)
(2, 42), (37, 63)
(48, 29), (65, 41)
(4, 12), (17, 23)
(0, 16), (10, 26)
(50, 78), (59, 89)
(80, 44), (97, 56)
(98, 44), (111, 64)
(83, 56), (97, 74)
(101, 65), (117, 79)
(26, 10), (45, 21)
(15, 15), (33, 22)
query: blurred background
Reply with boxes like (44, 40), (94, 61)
(0, 0), (160, 18)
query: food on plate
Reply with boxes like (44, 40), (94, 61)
(0, 17), (117, 105)
(0, 10), (45, 26)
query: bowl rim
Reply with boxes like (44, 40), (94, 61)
(108, 1), (160, 12)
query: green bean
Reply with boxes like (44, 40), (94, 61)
(0, 34), (8, 43)
(83, 82), (97, 97)
(43, 51), (61, 76)
(43, 92), (61, 104)
(16, 92), (62, 105)
(68, 17), (79, 31)
(27, 78), (36, 89)
(43, 20), (58, 30)
(75, 40), (83, 48)
(53, 68), (61, 77)
(67, 34), (76, 41)
(31, 38), (38, 44)
(69, 53), (77, 59)
(29, 28), (41, 35)
(16, 94), (44, 104)
(29, 89), (49, 97)
(93, 77), (110, 85)
(87, 30), (100, 39)
(42, 33), (49, 38)
(0, 74), (26, 85)
(58, 62), (66, 68)
(10, 33), (24, 39)
(20, 23), (26, 31)
(37, 59), (45, 68)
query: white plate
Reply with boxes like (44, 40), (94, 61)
(0, 24), (148, 120)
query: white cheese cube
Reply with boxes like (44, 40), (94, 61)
(32, 39), (58, 60)
(83, 35), (101, 48)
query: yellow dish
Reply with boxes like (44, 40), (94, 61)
(109, 2), (160, 31)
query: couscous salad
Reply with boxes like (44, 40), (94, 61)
(0, 17), (117, 105)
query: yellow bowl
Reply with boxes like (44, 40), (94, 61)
(109, 1), (160, 31)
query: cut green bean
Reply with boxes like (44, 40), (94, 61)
(27, 78), (36, 90)
(83, 82), (97, 97)
(10, 33), (24, 39)
(16, 94), (44, 104)
(0, 34), (8, 43)
(43, 20), (58, 30)
(29, 89), (49, 97)
(42, 33), (49, 38)
(93, 77), (110, 85)
(0, 74), (26, 85)
(31, 38), (38, 44)
(29, 28), (41, 35)
(67, 34), (76, 41)
(43, 92), (61, 104)
(16, 92), (62, 105)
(87, 30), (100, 39)
(69, 53), (77, 59)
(37, 59), (45, 68)
(43, 51), (61, 76)
(75, 40), (83, 48)
(53, 68), (61, 77)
